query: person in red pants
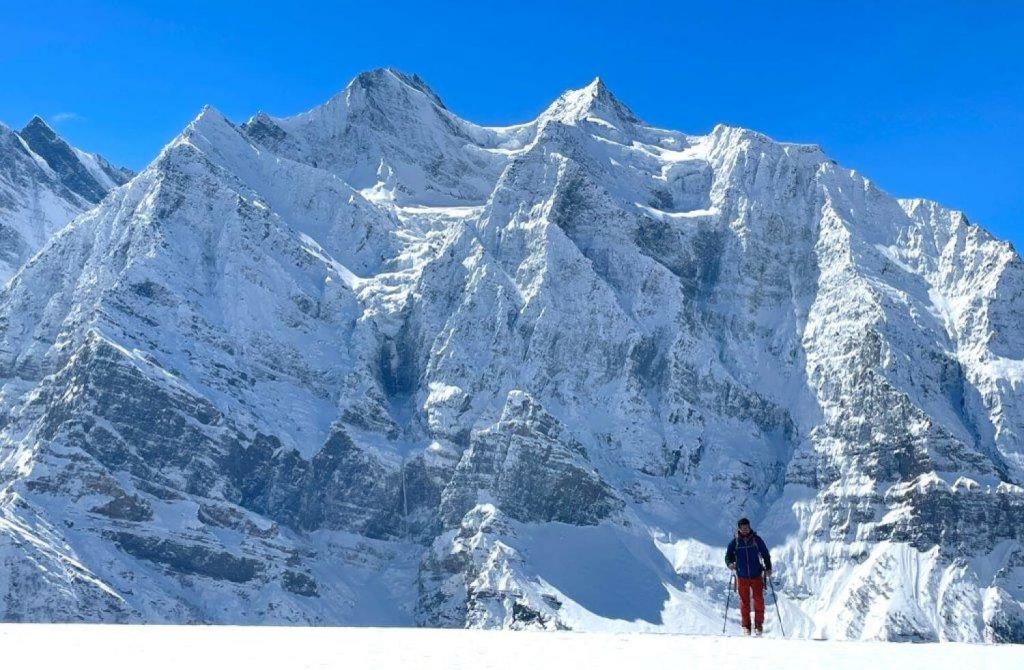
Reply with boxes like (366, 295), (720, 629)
(724, 517), (772, 635)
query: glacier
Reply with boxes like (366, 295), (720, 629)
(0, 69), (1021, 641)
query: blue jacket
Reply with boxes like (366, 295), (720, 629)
(725, 532), (772, 579)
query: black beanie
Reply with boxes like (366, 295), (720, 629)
(737, 517), (750, 527)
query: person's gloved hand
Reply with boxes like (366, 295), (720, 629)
(764, 569), (772, 578)
(728, 563), (736, 571)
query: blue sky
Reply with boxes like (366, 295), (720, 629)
(2, 1), (1022, 244)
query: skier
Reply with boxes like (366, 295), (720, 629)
(724, 517), (772, 636)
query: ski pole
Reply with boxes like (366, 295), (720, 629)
(768, 574), (785, 637)
(722, 572), (735, 634)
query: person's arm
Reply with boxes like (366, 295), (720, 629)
(725, 539), (736, 570)
(757, 536), (772, 574)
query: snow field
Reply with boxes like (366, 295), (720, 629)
(1, 625), (1018, 670)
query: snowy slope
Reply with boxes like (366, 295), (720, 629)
(0, 116), (132, 282)
(0, 69), (1022, 641)
(0, 625), (1019, 670)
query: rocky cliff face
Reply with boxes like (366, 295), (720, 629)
(0, 69), (1021, 640)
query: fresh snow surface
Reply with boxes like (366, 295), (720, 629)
(0, 625), (1016, 670)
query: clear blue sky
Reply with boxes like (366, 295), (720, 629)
(2, 1), (1022, 244)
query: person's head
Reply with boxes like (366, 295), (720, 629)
(737, 517), (751, 536)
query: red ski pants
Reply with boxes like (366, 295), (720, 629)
(736, 576), (765, 629)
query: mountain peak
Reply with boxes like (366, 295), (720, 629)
(586, 75), (607, 93)
(183, 105), (234, 139)
(542, 76), (640, 127)
(22, 115), (57, 139)
(17, 112), (130, 205)
(192, 104), (228, 125)
(346, 68), (447, 111)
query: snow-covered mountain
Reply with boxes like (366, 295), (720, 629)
(0, 69), (1021, 642)
(0, 116), (132, 281)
